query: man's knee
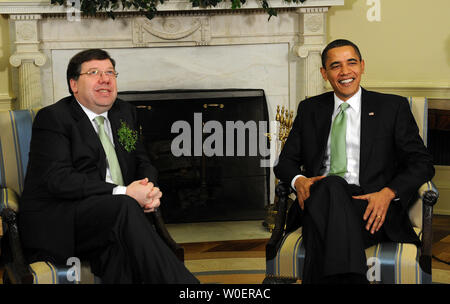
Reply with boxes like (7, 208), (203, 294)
(310, 175), (347, 193)
(113, 195), (142, 213)
(320, 175), (347, 187)
(308, 175), (350, 209)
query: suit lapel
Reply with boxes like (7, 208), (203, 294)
(359, 88), (380, 177)
(313, 94), (334, 175)
(68, 97), (108, 179)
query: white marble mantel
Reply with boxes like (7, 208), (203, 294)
(0, 0), (344, 111)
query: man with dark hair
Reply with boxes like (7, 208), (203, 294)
(19, 49), (199, 283)
(65, 49), (117, 95)
(320, 39), (362, 69)
(274, 39), (434, 283)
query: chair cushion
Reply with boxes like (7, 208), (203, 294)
(266, 227), (304, 280)
(365, 236), (430, 284)
(408, 97), (427, 145)
(29, 261), (97, 284)
(266, 227), (430, 284)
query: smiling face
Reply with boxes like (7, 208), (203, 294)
(320, 45), (365, 101)
(70, 59), (118, 114)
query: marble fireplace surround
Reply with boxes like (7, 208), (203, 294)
(1, 0), (344, 113)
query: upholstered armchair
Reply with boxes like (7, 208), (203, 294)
(0, 109), (183, 284)
(264, 97), (439, 284)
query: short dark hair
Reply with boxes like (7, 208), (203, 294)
(321, 39), (362, 68)
(66, 49), (116, 95)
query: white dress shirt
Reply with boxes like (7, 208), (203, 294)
(292, 87), (362, 189)
(76, 100), (127, 195)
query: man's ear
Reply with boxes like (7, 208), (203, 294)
(361, 59), (365, 74)
(320, 67), (328, 81)
(69, 78), (78, 94)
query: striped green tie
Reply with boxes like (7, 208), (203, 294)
(329, 102), (350, 177)
(94, 116), (124, 186)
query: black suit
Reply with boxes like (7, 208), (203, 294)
(274, 89), (434, 282)
(19, 96), (198, 283)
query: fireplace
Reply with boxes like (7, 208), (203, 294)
(428, 108), (450, 165)
(118, 89), (270, 223)
(0, 0), (344, 214)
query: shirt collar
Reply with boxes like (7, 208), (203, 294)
(333, 86), (362, 114)
(75, 99), (109, 123)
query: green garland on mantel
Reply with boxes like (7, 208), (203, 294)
(51, 0), (308, 20)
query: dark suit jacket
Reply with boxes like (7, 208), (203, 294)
(19, 96), (158, 262)
(274, 88), (435, 245)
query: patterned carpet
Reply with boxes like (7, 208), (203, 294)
(182, 239), (268, 284)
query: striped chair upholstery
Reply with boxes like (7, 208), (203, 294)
(28, 261), (98, 284)
(266, 97), (434, 284)
(0, 109), (96, 284)
(0, 110), (38, 204)
(408, 97), (428, 146)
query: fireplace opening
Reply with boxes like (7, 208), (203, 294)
(428, 108), (450, 165)
(118, 89), (271, 224)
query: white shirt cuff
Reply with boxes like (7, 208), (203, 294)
(291, 174), (305, 190)
(113, 185), (127, 195)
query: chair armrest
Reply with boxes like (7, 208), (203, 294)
(419, 181), (439, 207)
(419, 181), (439, 275)
(1, 188), (20, 255)
(0, 187), (20, 213)
(266, 181), (293, 260)
(1, 207), (33, 284)
(149, 208), (185, 262)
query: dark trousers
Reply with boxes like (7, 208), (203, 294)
(74, 194), (199, 284)
(300, 176), (389, 284)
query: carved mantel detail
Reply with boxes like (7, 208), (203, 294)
(294, 7), (328, 98)
(133, 16), (211, 46)
(8, 14), (47, 109)
(9, 52), (46, 68)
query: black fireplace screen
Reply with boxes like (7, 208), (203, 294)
(428, 108), (450, 166)
(118, 89), (271, 223)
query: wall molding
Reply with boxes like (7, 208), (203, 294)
(361, 81), (450, 99)
(0, 93), (15, 110)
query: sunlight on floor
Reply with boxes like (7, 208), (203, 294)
(166, 220), (271, 243)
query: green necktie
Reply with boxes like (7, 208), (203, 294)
(94, 116), (124, 186)
(329, 102), (350, 177)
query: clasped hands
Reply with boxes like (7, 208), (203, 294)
(294, 176), (395, 234)
(126, 178), (162, 213)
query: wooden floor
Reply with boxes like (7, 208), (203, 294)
(431, 215), (450, 272)
(433, 215), (450, 243)
(182, 239), (268, 284)
(183, 238), (267, 260)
